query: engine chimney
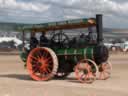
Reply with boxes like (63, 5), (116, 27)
(96, 14), (103, 45)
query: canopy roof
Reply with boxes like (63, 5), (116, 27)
(21, 18), (96, 32)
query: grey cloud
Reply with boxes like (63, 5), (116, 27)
(111, 0), (128, 3)
(0, 0), (128, 28)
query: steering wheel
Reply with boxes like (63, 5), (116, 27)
(51, 32), (69, 48)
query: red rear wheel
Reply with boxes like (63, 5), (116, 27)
(27, 47), (58, 81)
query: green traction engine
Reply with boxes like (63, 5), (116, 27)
(19, 14), (112, 83)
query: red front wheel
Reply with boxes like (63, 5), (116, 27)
(75, 59), (98, 83)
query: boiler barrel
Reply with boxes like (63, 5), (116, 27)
(55, 45), (109, 65)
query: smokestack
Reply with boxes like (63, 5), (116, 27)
(96, 14), (103, 45)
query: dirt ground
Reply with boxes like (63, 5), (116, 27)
(0, 53), (128, 96)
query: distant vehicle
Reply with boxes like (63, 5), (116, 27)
(122, 41), (128, 52)
(104, 42), (122, 52)
(0, 36), (22, 48)
(110, 43), (123, 52)
(104, 42), (113, 49)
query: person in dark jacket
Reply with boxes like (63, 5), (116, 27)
(30, 32), (38, 49)
(40, 32), (49, 47)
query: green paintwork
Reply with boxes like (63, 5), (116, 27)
(19, 51), (27, 63)
(19, 47), (94, 63)
(54, 47), (94, 60)
(17, 45), (28, 63)
(86, 47), (94, 59)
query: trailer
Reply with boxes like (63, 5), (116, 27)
(19, 14), (112, 83)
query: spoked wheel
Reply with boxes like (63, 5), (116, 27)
(55, 72), (70, 79)
(75, 59), (98, 83)
(27, 47), (58, 81)
(98, 61), (112, 80)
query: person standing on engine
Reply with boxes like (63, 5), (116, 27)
(30, 32), (38, 49)
(40, 32), (49, 47)
(88, 26), (97, 44)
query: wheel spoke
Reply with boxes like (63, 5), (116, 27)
(45, 57), (52, 63)
(32, 64), (40, 69)
(85, 63), (91, 72)
(39, 68), (48, 75)
(31, 60), (39, 65)
(85, 74), (89, 79)
(46, 60), (53, 65)
(105, 70), (111, 75)
(48, 64), (53, 69)
(40, 71), (46, 78)
(30, 56), (39, 61)
(33, 66), (40, 73)
(99, 71), (103, 79)
(42, 51), (48, 58)
(105, 72), (109, 78)
(46, 67), (52, 73)
(103, 71), (106, 79)
(99, 72), (102, 79)
(80, 74), (85, 80)
(105, 65), (111, 70)
(85, 72), (94, 82)
(34, 52), (41, 59)
(37, 50), (42, 58)
(44, 70), (49, 75)
(104, 71), (110, 77)
(88, 72), (94, 78)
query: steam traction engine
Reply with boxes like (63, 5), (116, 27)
(20, 14), (112, 83)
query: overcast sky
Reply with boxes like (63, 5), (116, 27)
(0, 0), (128, 28)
